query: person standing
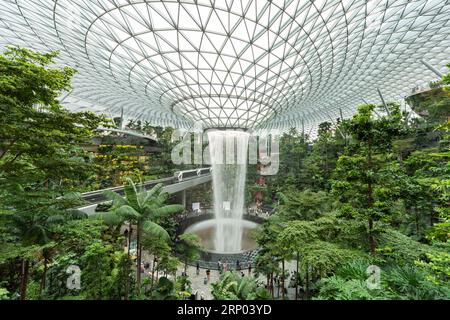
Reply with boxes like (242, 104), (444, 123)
(248, 262), (252, 275)
(236, 260), (240, 271)
(206, 269), (211, 282)
(196, 262), (200, 275)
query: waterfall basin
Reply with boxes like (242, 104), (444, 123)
(184, 218), (259, 254)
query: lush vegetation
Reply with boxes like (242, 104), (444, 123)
(254, 67), (450, 299)
(0, 46), (448, 300)
(0, 48), (193, 300)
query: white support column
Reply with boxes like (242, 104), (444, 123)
(182, 189), (187, 209)
(421, 59), (444, 78)
(377, 88), (390, 116)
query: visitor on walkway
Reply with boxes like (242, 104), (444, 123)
(218, 260), (222, 273)
(196, 262), (200, 275)
(206, 269), (211, 282)
(223, 262), (228, 272)
(248, 263), (252, 275)
(236, 260), (240, 270)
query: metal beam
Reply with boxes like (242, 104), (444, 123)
(377, 88), (390, 115)
(95, 127), (157, 141)
(421, 59), (444, 78)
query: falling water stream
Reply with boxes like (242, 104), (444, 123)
(207, 130), (249, 253)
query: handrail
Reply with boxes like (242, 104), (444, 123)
(81, 168), (211, 204)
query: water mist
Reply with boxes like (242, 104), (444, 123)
(207, 130), (249, 253)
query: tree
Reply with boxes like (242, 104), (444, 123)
(175, 233), (202, 274)
(80, 242), (113, 300)
(211, 272), (270, 300)
(140, 234), (173, 293)
(1, 206), (87, 299)
(0, 46), (107, 299)
(110, 251), (133, 300)
(91, 178), (184, 295)
(269, 128), (309, 190)
(332, 103), (404, 254)
(301, 121), (347, 191)
(0, 46), (107, 191)
(276, 189), (332, 221)
(151, 277), (180, 300)
(277, 220), (318, 299)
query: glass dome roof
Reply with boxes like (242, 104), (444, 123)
(0, 0), (449, 130)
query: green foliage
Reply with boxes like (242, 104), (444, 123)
(94, 179), (184, 238)
(0, 46), (108, 300)
(316, 261), (450, 300)
(384, 264), (450, 300)
(175, 233), (202, 271)
(0, 46), (108, 192)
(1, 46), (449, 301)
(211, 272), (270, 300)
(151, 276), (180, 300)
(126, 121), (178, 176)
(109, 251), (133, 300)
(331, 103), (406, 254)
(90, 177), (184, 297)
(406, 88), (450, 124)
(276, 189), (332, 221)
(315, 276), (380, 300)
(175, 275), (192, 298)
(0, 287), (10, 300)
(44, 252), (80, 299)
(80, 242), (114, 300)
(416, 245), (450, 287)
(376, 228), (431, 264)
(52, 219), (106, 254)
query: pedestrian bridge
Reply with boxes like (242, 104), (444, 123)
(78, 168), (211, 214)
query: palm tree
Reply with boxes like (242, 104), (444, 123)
(91, 178), (184, 295)
(211, 272), (271, 300)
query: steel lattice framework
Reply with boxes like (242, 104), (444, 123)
(0, 0), (449, 131)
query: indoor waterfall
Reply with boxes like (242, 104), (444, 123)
(207, 130), (249, 253)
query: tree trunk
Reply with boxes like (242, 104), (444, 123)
(150, 257), (157, 292)
(368, 217), (376, 254)
(270, 273), (274, 299)
(367, 139), (376, 255)
(281, 260), (285, 300)
(136, 226), (141, 295)
(414, 207), (420, 235)
(124, 257), (130, 301)
(127, 223), (132, 257)
(276, 275), (280, 298)
(20, 259), (29, 300)
(295, 252), (299, 300)
(305, 263), (309, 300)
(39, 257), (48, 298)
(125, 223), (132, 300)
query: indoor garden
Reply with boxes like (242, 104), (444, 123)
(0, 0), (449, 302)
